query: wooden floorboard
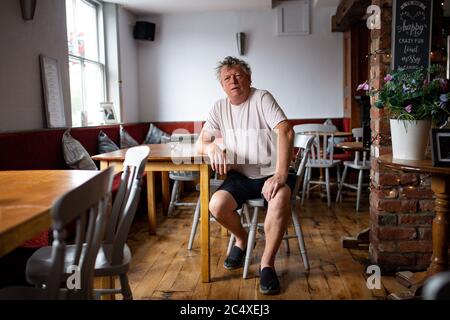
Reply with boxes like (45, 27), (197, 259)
(125, 192), (396, 300)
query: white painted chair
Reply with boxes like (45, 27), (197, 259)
(335, 128), (370, 211)
(294, 124), (341, 207)
(229, 134), (315, 279)
(187, 175), (222, 250)
(0, 167), (115, 300)
(167, 134), (200, 216)
(24, 147), (150, 300)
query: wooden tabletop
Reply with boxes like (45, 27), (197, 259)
(92, 143), (204, 162)
(336, 141), (369, 152)
(0, 170), (101, 257)
(378, 154), (450, 175)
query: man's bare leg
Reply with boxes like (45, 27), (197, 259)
(261, 185), (291, 269)
(209, 190), (247, 250)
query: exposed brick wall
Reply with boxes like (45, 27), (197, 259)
(368, 0), (446, 272)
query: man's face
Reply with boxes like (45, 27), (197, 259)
(220, 65), (251, 104)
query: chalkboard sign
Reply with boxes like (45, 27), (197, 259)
(391, 0), (433, 71)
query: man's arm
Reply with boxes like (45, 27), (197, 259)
(195, 127), (228, 175)
(195, 127), (215, 154)
(274, 120), (294, 180)
(262, 120), (294, 201)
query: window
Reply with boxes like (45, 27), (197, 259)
(66, 0), (106, 126)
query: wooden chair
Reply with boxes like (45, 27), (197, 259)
(335, 128), (370, 211)
(167, 134), (199, 216)
(294, 124), (341, 207)
(234, 134), (315, 279)
(187, 175), (223, 250)
(0, 167), (114, 300)
(25, 146), (150, 300)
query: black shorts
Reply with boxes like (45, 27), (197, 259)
(217, 170), (297, 210)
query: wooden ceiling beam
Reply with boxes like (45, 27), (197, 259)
(332, 0), (372, 32)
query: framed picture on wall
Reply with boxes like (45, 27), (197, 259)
(39, 55), (66, 128)
(431, 128), (450, 167)
(100, 102), (117, 124)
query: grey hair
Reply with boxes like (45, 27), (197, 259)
(215, 56), (252, 81)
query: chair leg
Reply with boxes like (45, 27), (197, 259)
(291, 209), (310, 270)
(284, 230), (290, 254)
(175, 181), (182, 202)
(336, 164), (341, 186)
(167, 180), (180, 216)
(336, 165), (348, 203)
(356, 169), (364, 212)
(119, 274), (133, 300)
(306, 167), (312, 199)
(301, 167), (309, 206)
(243, 207), (259, 279)
(187, 198), (201, 250)
(242, 204), (251, 227)
(325, 167), (331, 207)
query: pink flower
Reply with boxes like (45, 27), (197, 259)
(405, 104), (412, 113)
(384, 74), (393, 82)
(357, 81), (369, 91)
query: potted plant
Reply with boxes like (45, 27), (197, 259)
(357, 65), (450, 160)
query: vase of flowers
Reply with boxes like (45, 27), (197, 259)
(357, 65), (450, 160)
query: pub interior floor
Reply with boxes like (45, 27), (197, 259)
(123, 191), (408, 300)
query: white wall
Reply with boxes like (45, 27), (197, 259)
(0, 0), (71, 131)
(104, 3), (121, 121)
(137, 5), (343, 122)
(118, 7), (140, 122)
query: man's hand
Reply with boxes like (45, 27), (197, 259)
(206, 143), (228, 175)
(262, 173), (287, 202)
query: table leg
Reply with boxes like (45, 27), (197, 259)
(200, 164), (210, 282)
(427, 175), (450, 275)
(161, 171), (170, 216)
(146, 171), (157, 235)
(391, 175), (450, 297)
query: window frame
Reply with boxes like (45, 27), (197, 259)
(67, 0), (107, 126)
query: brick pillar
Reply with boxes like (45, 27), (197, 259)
(368, 0), (436, 272)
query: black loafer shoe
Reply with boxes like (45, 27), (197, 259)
(259, 267), (280, 295)
(223, 245), (246, 270)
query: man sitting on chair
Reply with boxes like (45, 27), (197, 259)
(196, 56), (295, 295)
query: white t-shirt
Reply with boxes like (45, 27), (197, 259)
(203, 88), (288, 179)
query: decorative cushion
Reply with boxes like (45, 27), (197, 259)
(62, 129), (98, 170)
(120, 125), (139, 149)
(144, 123), (170, 144)
(98, 130), (119, 154)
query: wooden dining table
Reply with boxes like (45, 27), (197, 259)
(92, 143), (212, 283)
(0, 170), (101, 257)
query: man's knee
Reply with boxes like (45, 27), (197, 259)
(268, 186), (291, 212)
(209, 191), (236, 220)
